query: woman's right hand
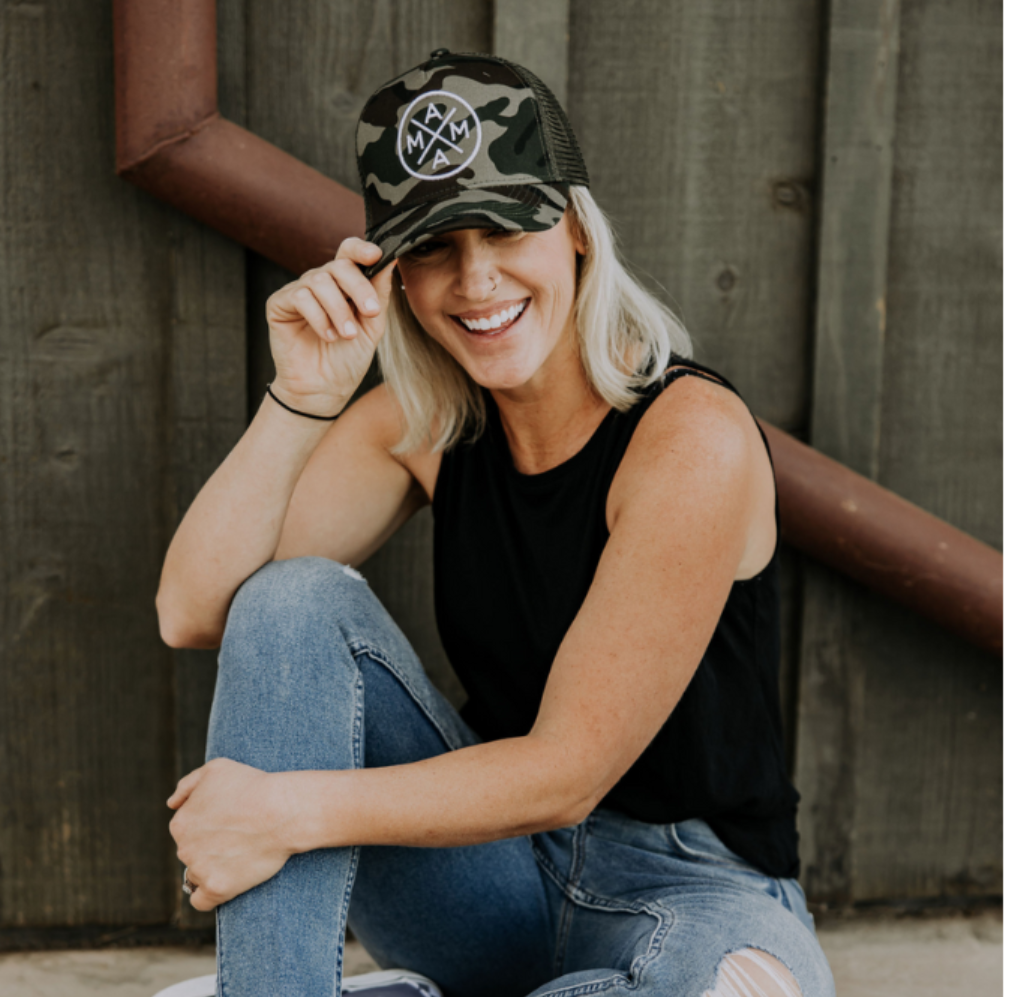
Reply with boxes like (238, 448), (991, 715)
(265, 238), (397, 416)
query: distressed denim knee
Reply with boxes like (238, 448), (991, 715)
(225, 556), (370, 660)
(206, 556), (376, 774)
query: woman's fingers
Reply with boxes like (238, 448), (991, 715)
(189, 889), (217, 913)
(336, 236), (383, 268)
(291, 285), (339, 342)
(334, 239), (383, 321)
(371, 259), (398, 312)
(281, 250), (383, 342)
(306, 269), (361, 339)
(329, 257), (382, 319)
(168, 766), (204, 810)
(181, 870), (218, 912)
(185, 873), (220, 912)
(319, 259), (381, 334)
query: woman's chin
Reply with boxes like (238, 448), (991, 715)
(462, 355), (541, 393)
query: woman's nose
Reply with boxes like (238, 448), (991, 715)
(455, 245), (499, 300)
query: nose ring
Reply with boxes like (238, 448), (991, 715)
(489, 275), (499, 292)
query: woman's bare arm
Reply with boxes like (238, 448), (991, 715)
(156, 385), (422, 649)
(168, 378), (775, 910)
(156, 239), (407, 649)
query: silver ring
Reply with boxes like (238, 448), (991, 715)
(490, 275), (498, 291)
(182, 867), (196, 896)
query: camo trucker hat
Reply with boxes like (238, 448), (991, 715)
(355, 49), (590, 278)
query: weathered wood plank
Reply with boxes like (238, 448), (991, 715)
(849, 0), (1002, 901)
(493, 0), (570, 106)
(568, 0), (823, 432)
(0, 0), (177, 926)
(810, 0), (900, 478)
(795, 0), (902, 905)
(797, 0), (1002, 903)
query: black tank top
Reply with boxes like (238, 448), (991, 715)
(432, 356), (800, 878)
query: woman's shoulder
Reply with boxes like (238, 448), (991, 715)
(605, 357), (777, 576)
(622, 361), (759, 481)
(639, 355), (743, 400)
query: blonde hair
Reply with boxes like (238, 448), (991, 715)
(377, 186), (693, 455)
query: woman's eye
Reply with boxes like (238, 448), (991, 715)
(404, 240), (447, 260)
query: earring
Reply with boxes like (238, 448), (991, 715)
(400, 284), (406, 290)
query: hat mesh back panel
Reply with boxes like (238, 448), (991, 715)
(508, 62), (591, 188)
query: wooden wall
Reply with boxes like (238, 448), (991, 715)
(0, 0), (1000, 933)
(0, 0), (247, 928)
(795, 0), (1003, 903)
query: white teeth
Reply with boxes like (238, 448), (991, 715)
(459, 300), (528, 332)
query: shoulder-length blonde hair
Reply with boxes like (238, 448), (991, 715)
(377, 185), (693, 455)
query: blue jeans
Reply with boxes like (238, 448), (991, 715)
(206, 557), (835, 997)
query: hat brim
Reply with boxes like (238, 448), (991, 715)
(359, 183), (570, 279)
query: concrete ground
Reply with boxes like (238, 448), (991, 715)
(0, 910), (1001, 996)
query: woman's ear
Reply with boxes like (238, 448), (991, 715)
(566, 208), (587, 257)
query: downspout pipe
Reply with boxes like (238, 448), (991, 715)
(761, 423), (1000, 655)
(113, 0), (364, 275)
(112, 0), (1002, 656)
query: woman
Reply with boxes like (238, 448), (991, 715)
(158, 51), (835, 997)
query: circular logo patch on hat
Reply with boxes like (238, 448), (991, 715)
(396, 90), (482, 181)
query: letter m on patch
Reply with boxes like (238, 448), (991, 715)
(449, 119), (470, 142)
(406, 130), (425, 155)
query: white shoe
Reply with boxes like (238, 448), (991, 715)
(153, 967), (443, 996)
(152, 978), (215, 997)
(342, 969), (442, 995)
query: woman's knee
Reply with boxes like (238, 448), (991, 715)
(705, 949), (803, 997)
(208, 559), (371, 767)
(227, 556), (369, 639)
(217, 556), (375, 689)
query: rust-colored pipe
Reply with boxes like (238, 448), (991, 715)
(761, 423), (1001, 655)
(113, 0), (364, 275)
(113, 0), (1002, 655)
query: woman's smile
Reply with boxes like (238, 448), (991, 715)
(449, 297), (531, 338)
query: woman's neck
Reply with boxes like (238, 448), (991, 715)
(488, 350), (611, 476)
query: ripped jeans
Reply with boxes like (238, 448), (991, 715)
(206, 557), (836, 997)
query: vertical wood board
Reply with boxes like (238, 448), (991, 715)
(795, 0), (902, 905)
(1, 0), (175, 926)
(796, 0), (1002, 904)
(568, 0), (823, 431)
(493, 0), (570, 107)
(847, 0), (1002, 900)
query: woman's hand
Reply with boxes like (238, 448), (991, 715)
(168, 758), (301, 912)
(265, 239), (397, 416)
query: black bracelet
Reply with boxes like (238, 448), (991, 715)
(266, 384), (341, 421)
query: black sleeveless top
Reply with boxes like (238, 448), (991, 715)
(431, 356), (800, 878)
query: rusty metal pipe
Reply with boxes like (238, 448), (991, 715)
(113, 0), (1002, 655)
(760, 422), (1001, 655)
(113, 0), (364, 273)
